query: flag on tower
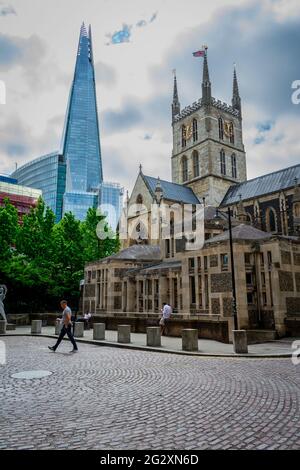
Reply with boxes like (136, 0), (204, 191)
(193, 49), (205, 57)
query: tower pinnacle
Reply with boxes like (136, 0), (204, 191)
(202, 48), (211, 105)
(172, 70), (180, 122)
(232, 65), (242, 117)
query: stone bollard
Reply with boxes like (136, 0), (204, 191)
(93, 323), (105, 340)
(118, 324), (131, 343)
(233, 330), (248, 354)
(147, 327), (161, 347)
(55, 320), (63, 336)
(31, 320), (42, 334)
(0, 321), (6, 335)
(182, 329), (198, 352)
(74, 322), (84, 338)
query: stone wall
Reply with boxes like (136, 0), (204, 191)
(94, 313), (229, 343)
(278, 271), (294, 292)
(286, 297), (300, 315)
(211, 298), (220, 315)
(210, 273), (232, 292)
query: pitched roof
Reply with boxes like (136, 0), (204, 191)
(221, 164), (300, 205)
(107, 244), (161, 261)
(142, 174), (200, 205)
(205, 224), (273, 244)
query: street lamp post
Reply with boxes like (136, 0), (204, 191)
(215, 207), (238, 330)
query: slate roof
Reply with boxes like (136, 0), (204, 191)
(221, 164), (300, 205)
(142, 174), (200, 205)
(205, 224), (273, 244)
(139, 260), (181, 273)
(107, 244), (161, 261)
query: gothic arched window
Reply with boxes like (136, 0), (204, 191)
(231, 153), (237, 178)
(193, 118), (198, 142)
(229, 122), (235, 144)
(182, 125), (186, 148)
(266, 207), (277, 233)
(218, 117), (224, 140)
(182, 156), (188, 182)
(220, 149), (226, 175)
(136, 194), (143, 205)
(192, 150), (199, 178)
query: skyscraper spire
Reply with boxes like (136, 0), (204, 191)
(232, 65), (242, 117)
(202, 47), (211, 105)
(60, 22), (103, 220)
(172, 70), (180, 122)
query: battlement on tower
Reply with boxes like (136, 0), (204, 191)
(173, 97), (239, 123)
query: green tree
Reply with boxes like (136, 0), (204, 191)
(0, 198), (18, 262)
(81, 207), (120, 262)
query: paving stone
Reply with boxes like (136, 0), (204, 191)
(1, 336), (300, 450)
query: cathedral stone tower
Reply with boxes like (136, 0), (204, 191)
(171, 52), (247, 206)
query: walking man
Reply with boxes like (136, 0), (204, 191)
(48, 300), (78, 353)
(159, 302), (172, 336)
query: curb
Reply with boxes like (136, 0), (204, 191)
(0, 333), (293, 359)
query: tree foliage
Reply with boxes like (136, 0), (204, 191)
(0, 198), (119, 313)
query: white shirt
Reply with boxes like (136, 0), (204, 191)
(162, 304), (172, 319)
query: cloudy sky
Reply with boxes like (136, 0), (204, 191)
(0, 0), (300, 194)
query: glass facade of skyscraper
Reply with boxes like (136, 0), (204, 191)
(61, 23), (103, 220)
(10, 23), (122, 229)
(99, 182), (124, 231)
(11, 152), (66, 222)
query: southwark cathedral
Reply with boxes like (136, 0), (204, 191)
(82, 51), (300, 343)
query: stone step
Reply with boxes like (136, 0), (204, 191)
(246, 329), (277, 344)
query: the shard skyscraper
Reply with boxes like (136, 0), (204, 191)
(61, 22), (103, 220)
(12, 23), (123, 228)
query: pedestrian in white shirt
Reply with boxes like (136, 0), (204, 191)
(159, 302), (172, 336)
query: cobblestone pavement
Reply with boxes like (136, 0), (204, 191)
(1, 336), (300, 450)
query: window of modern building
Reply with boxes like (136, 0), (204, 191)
(193, 118), (198, 142)
(182, 156), (188, 182)
(231, 153), (237, 178)
(192, 150), (199, 178)
(218, 117), (224, 140)
(220, 150), (226, 175)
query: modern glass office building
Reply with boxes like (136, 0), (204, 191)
(12, 152), (66, 222)
(99, 182), (124, 231)
(61, 23), (103, 220)
(10, 23), (122, 229)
